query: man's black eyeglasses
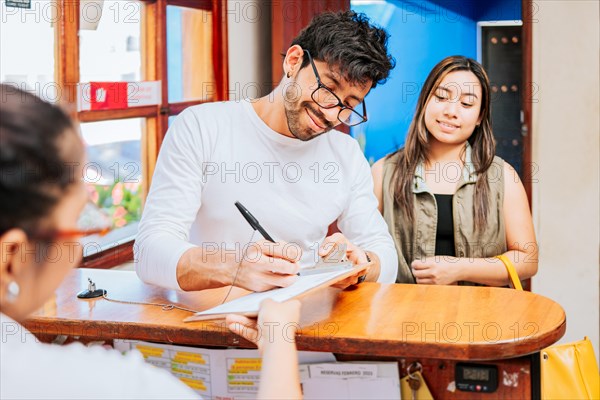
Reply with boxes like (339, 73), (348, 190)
(304, 49), (368, 127)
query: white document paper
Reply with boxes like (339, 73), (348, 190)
(307, 363), (379, 379)
(299, 362), (401, 400)
(114, 340), (216, 398)
(186, 268), (355, 321)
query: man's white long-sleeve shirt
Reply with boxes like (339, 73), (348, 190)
(135, 100), (397, 289)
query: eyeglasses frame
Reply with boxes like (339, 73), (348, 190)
(303, 49), (368, 127)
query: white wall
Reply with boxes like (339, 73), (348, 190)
(227, 0), (272, 101)
(531, 0), (600, 357)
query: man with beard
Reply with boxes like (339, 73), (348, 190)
(135, 11), (397, 292)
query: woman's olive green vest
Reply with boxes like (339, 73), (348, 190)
(382, 145), (507, 284)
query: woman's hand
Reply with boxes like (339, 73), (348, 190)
(411, 256), (462, 285)
(227, 299), (303, 399)
(226, 299), (301, 353)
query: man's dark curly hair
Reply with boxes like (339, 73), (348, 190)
(290, 10), (395, 88)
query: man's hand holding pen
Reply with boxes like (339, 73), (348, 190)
(230, 239), (301, 292)
(232, 202), (302, 292)
(232, 201), (376, 292)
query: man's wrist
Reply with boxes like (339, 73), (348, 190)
(365, 251), (381, 282)
(357, 252), (372, 283)
(177, 247), (232, 290)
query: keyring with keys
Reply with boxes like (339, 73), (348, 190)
(406, 361), (424, 400)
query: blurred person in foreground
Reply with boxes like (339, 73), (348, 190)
(0, 83), (302, 400)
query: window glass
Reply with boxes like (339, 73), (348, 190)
(0, 0), (56, 102)
(80, 118), (144, 228)
(79, 0), (142, 82)
(167, 5), (215, 102)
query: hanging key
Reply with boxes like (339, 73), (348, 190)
(407, 373), (422, 400)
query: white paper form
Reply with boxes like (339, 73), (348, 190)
(186, 268), (355, 321)
(220, 349), (262, 398)
(215, 350), (339, 398)
(114, 340), (214, 398)
(299, 362), (401, 400)
(210, 350), (336, 400)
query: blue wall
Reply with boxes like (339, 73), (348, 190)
(474, 0), (521, 22)
(425, 0), (521, 21)
(351, 0), (520, 163)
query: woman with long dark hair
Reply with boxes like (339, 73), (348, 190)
(372, 56), (538, 286)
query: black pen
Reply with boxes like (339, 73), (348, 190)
(234, 201), (276, 242)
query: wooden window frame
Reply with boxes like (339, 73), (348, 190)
(54, 0), (228, 269)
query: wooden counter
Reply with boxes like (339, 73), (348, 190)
(25, 268), (566, 398)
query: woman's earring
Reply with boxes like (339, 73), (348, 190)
(6, 281), (20, 303)
(286, 71), (291, 78)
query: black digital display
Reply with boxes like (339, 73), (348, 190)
(463, 367), (490, 381)
(455, 363), (498, 393)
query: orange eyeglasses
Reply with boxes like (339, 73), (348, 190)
(52, 201), (113, 239)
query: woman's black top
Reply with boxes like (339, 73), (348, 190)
(434, 194), (455, 257)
